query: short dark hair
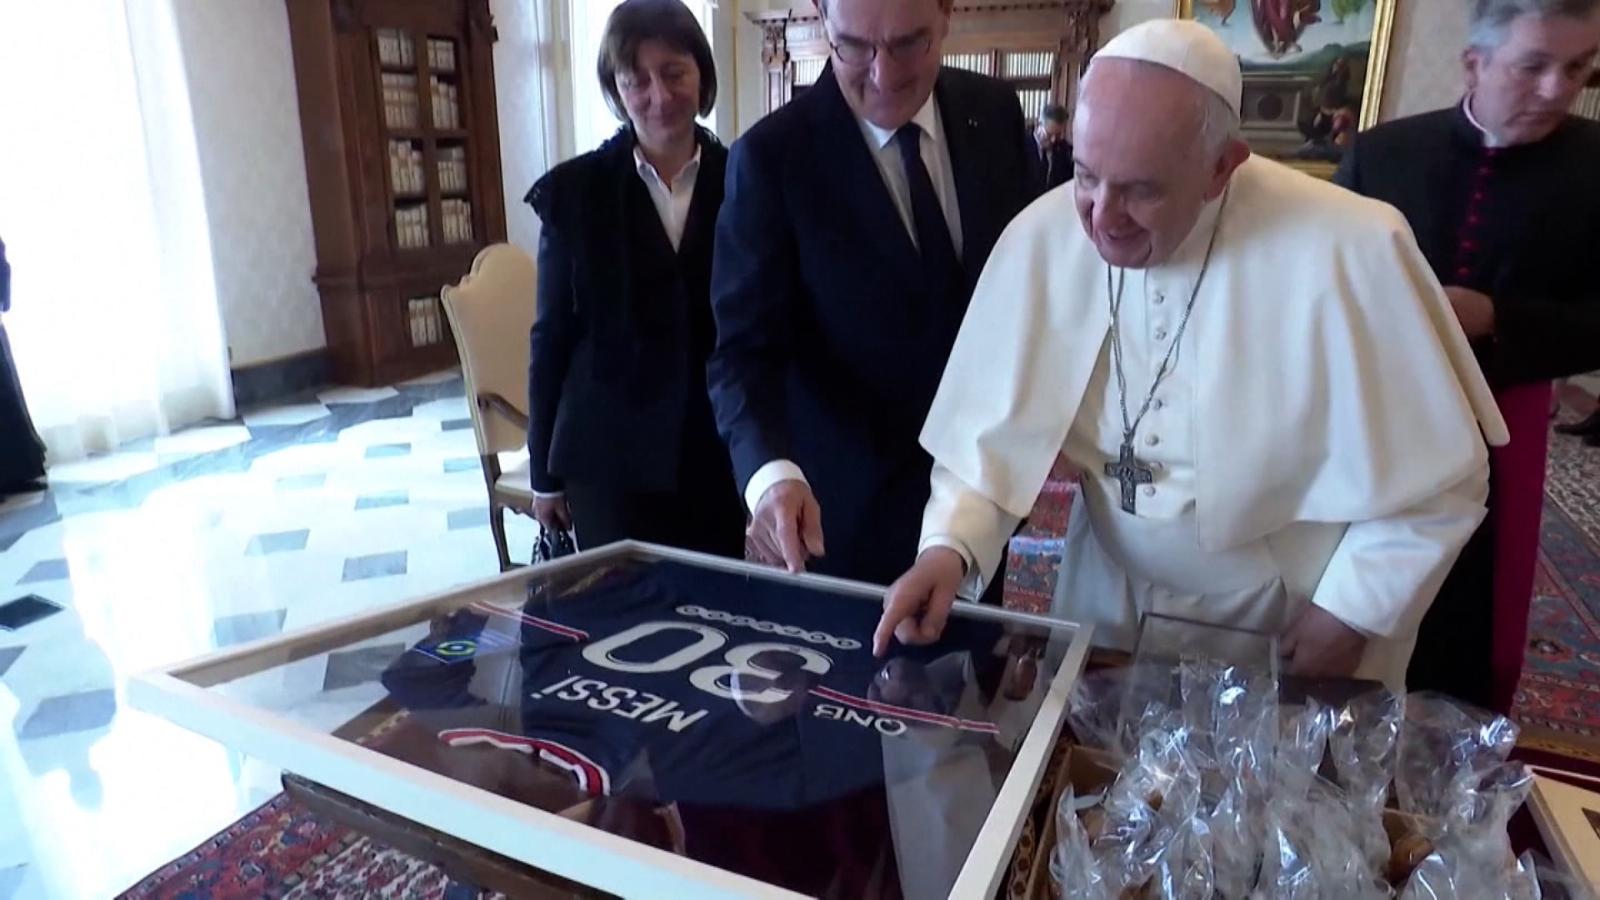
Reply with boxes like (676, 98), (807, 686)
(597, 0), (718, 121)
(1041, 103), (1069, 125)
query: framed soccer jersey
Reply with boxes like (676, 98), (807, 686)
(129, 543), (1092, 899)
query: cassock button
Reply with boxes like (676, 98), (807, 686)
(1154, 328), (1169, 341)
(1143, 486), (1156, 497)
(1146, 434), (1160, 447)
(1152, 398), (1166, 411)
(1154, 292), (1166, 305)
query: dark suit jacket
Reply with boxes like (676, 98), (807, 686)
(1335, 106), (1600, 388)
(525, 127), (733, 496)
(1028, 133), (1073, 192)
(708, 66), (1038, 585)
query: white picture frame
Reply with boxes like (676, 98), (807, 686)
(129, 541), (1093, 899)
(1528, 771), (1600, 891)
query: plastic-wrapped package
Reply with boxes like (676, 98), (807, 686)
(1070, 664), (1181, 755)
(1069, 667), (1136, 753)
(1513, 850), (1600, 900)
(1275, 701), (1332, 801)
(1400, 762), (1536, 900)
(1396, 693), (1518, 827)
(1330, 690), (1405, 874)
(1206, 780), (1261, 899)
(1049, 787), (1116, 900)
(1186, 659), (1278, 783)
(1094, 727), (1203, 893)
(1260, 775), (1390, 900)
(1147, 811), (1216, 900)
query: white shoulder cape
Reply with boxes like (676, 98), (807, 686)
(921, 155), (1508, 552)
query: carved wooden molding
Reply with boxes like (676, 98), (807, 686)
(746, 0), (1115, 117)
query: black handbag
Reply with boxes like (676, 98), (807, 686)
(532, 523), (577, 564)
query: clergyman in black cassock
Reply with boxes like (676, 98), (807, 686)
(1334, 2), (1600, 711)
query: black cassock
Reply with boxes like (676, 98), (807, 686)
(0, 237), (46, 494)
(1337, 103), (1600, 711)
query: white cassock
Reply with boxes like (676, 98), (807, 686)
(918, 155), (1509, 691)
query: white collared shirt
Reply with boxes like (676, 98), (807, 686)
(634, 144), (701, 250)
(856, 95), (964, 258)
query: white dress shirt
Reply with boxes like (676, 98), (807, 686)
(743, 95), (963, 512)
(533, 144), (704, 501)
(634, 144), (702, 251)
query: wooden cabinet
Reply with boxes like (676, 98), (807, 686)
(286, 0), (507, 386)
(748, 0), (1114, 125)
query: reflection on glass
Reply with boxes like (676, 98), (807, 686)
(200, 557), (1072, 899)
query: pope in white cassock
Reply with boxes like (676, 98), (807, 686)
(872, 19), (1509, 691)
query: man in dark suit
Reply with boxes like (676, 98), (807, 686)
(1028, 103), (1074, 191)
(707, 0), (1038, 588)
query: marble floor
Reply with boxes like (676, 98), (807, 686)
(0, 370), (537, 900)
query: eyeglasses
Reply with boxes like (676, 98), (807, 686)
(826, 29), (934, 67)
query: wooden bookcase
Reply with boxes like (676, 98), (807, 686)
(286, 0), (508, 387)
(748, 0), (1114, 126)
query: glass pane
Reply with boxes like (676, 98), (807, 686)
(187, 553), (1078, 899)
(793, 56), (826, 87)
(943, 52), (993, 76)
(1003, 50), (1056, 79)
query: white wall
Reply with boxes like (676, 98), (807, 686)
(169, 0), (323, 368)
(1381, 0), (1469, 120)
(492, 0), (563, 257)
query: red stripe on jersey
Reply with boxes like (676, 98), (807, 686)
(809, 686), (1000, 735)
(470, 601), (589, 642)
(437, 727), (611, 796)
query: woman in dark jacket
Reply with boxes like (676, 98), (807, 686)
(525, 0), (742, 558)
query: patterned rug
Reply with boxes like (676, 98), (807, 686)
(116, 793), (497, 899)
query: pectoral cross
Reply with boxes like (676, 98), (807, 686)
(1104, 442), (1154, 514)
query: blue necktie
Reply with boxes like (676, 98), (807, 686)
(894, 124), (960, 294)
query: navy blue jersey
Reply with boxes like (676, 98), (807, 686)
(381, 559), (1007, 812)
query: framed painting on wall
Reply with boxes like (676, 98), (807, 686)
(1177, 0), (1397, 177)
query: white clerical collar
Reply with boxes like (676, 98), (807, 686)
(634, 143), (702, 189)
(1461, 94), (1507, 148)
(859, 93), (940, 150)
(1150, 182), (1230, 273)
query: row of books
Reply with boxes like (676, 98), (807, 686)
(378, 30), (460, 76)
(382, 73), (422, 130)
(389, 141), (426, 196)
(430, 77), (462, 130)
(441, 199), (474, 245)
(376, 28), (415, 68)
(396, 204), (430, 250)
(427, 38), (458, 74)
(407, 296), (447, 348)
(438, 146), (469, 195)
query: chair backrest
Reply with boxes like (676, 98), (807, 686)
(441, 243), (537, 456)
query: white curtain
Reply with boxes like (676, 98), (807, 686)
(0, 0), (233, 464)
